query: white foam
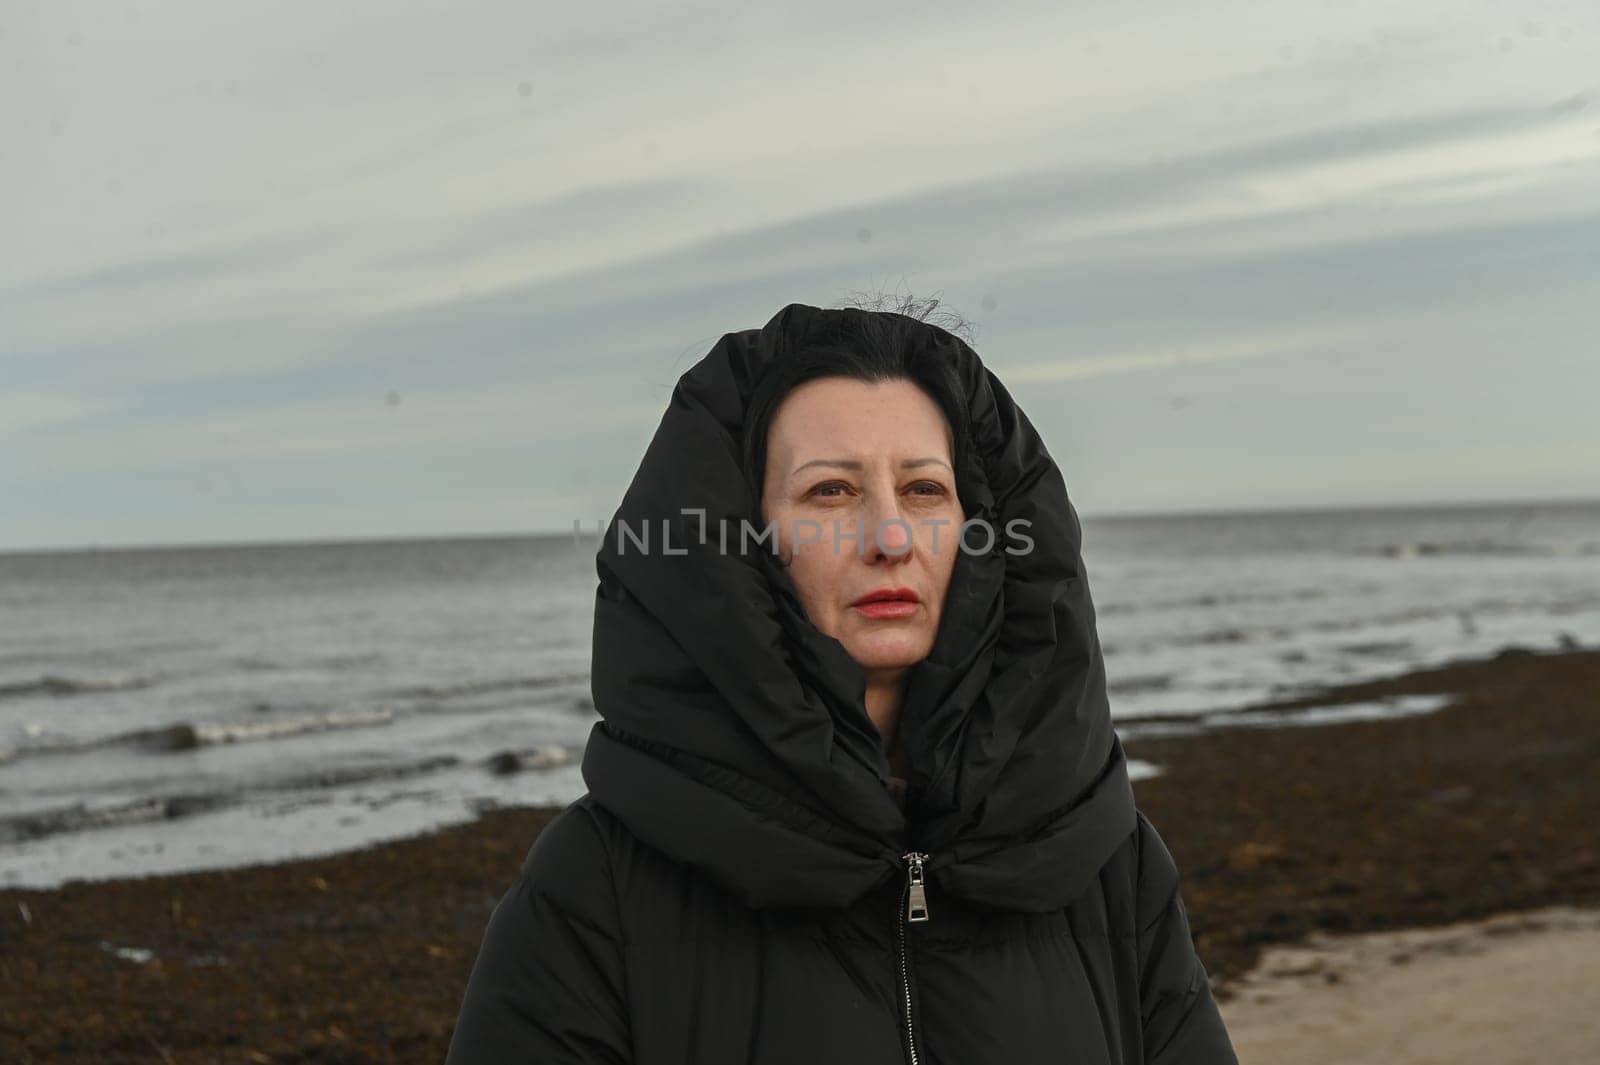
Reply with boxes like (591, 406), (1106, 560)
(1126, 758), (1163, 782)
(1207, 693), (1454, 729)
(188, 707), (395, 745)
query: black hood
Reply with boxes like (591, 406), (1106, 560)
(579, 302), (1136, 912)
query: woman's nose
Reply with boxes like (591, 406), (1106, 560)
(864, 497), (913, 560)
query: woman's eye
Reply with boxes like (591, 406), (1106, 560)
(806, 480), (947, 499)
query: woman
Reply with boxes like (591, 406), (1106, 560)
(446, 302), (1238, 1064)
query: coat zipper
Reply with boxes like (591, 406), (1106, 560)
(897, 851), (931, 1065)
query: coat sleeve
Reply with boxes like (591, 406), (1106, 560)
(1133, 810), (1238, 1065)
(445, 804), (632, 1064)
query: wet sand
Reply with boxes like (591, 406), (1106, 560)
(1218, 904), (1600, 1065)
(3, 647), (1597, 1063)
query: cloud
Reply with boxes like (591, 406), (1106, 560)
(9, 375), (664, 476)
(5, 0), (1598, 546)
(0, 388), (127, 434)
(996, 324), (1364, 385)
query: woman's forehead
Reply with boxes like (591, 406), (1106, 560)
(785, 455), (955, 477)
(770, 430), (956, 480)
(767, 380), (954, 458)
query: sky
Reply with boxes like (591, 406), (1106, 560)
(4, 0), (1599, 552)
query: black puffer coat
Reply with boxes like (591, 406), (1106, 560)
(447, 304), (1238, 1064)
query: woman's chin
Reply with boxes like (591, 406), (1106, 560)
(844, 632), (933, 673)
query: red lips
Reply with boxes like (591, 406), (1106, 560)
(852, 587), (920, 606)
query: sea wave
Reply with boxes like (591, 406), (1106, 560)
(387, 671), (591, 701)
(0, 707), (399, 764)
(270, 754), (460, 791)
(0, 755), (458, 845)
(1098, 587), (1328, 617)
(484, 744), (579, 775)
(1366, 540), (1600, 559)
(1114, 693), (1456, 738)
(1153, 596), (1600, 652)
(0, 747), (579, 846)
(1106, 672), (1174, 695)
(123, 707), (400, 752)
(0, 673), (161, 701)
(0, 793), (230, 844)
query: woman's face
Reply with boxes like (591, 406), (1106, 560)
(760, 376), (964, 679)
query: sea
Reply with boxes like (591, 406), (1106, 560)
(3, 498), (1598, 889)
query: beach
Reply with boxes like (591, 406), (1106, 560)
(1218, 903), (1600, 1065)
(3, 646), (1597, 1064)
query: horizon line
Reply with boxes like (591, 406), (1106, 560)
(3, 490), (1597, 558)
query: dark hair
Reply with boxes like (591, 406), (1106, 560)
(740, 293), (974, 511)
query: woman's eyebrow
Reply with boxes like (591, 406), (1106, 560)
(791, 457), (952, 476)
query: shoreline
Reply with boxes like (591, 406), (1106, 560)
(4, 646), (1598, 1063)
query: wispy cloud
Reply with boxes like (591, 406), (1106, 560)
(5, 0), (1598, 547)
(0, 388), (127, 434)
(7, 376), (664, 475)
(996, 324), (1365, 385)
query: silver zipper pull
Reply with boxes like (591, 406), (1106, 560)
(903, 851), (931, 923)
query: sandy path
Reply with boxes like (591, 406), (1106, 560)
(1217, 904), (1600, 1065)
